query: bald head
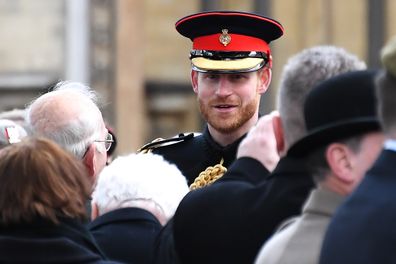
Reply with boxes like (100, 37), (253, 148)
(26, 82), (106, 159)
(29, 90), (101, 134)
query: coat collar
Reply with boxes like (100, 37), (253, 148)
(88, 207), (161, 230)
(0, 217), (107, 262)
(302, 188), (345, 217)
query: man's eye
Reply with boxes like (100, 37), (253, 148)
(206, 74), (219, 80)
(230, 74), (245, 80)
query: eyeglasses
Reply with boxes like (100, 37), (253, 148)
(94, 132), (114, 152)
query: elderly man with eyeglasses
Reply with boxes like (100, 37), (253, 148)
(26, 81), (113, 188)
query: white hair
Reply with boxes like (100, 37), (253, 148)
(92, 153), (189, 222)
(52, 81), (101, 105)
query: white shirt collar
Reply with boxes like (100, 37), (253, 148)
(384, 139), (396, 152)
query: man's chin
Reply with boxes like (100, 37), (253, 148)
(209, 121), (240, 134)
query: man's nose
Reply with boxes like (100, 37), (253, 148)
(215, 77), (233, 96)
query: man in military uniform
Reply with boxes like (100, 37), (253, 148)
(150, 45), (367, 264)
(139, 11), (284, 187)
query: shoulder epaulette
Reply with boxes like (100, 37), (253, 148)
(137, 132), (199, 153)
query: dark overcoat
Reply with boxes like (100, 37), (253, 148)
(320, 149), (396, 264)
(0, 217), (117, 263)
(89, 207), (162, 264)
(153, 155), (314, 264)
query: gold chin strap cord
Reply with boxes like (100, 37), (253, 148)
(190, 158), (227, 190)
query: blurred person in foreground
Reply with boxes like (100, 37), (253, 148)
(319, 36), (396, 264)
(0, 137), (117, 263)
(154, 45), (367, 264)
(26, 81), (113, 187)
(89, 153), (189, 264)
(255, 70), (384, 264)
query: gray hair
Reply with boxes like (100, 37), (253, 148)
(277, 46), (367, 148)
(92, 153), (189, 222)
(52, 81), (101, 105)
(26, 81), (104, 158)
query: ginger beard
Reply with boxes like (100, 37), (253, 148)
(199, 94), (260, 134)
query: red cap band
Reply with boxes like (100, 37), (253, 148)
(193, 33), (270, 52)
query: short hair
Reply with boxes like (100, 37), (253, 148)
(0, 119), (27, 148)
(376, 71), (396, 134)
(277, 46), (366, 148)
(92, 153), (189, 221)
(26, 81), (104, 158)
(307, 134), (365, 183)
(0, 137), (91, 225)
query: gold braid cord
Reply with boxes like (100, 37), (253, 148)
(190, 158), (227, 190)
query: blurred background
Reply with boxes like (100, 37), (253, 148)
(0, 0), (395, 155)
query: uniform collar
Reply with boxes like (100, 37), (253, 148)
(202, 126), (246, 164)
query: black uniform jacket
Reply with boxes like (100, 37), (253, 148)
(171, 155), (315, 264)
(89, 207), (162, 264)
(152, 126), (245, 185)
(0, 217), (117, 263)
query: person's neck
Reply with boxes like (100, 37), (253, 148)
(207, 114), (259, 147)
(319, 176), (351, 196)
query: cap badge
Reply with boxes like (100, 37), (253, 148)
(219, 29), (231, 46)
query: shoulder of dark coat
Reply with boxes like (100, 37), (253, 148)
(137, 132), (201, 153)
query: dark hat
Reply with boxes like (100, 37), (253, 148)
(175, 11), (284, 73)
(288, 70), (380, 157)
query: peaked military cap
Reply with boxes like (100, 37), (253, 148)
(288, 70), (380, 157)
(175, 11), (284, 73)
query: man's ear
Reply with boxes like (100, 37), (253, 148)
(83, 143), (96, 183)
(326, 143), (354, 183)
(91, 201), (99, 221)
(258, 67), (272, 94)
(271, 112), (285, 156)
(191, 70), (199, 93)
